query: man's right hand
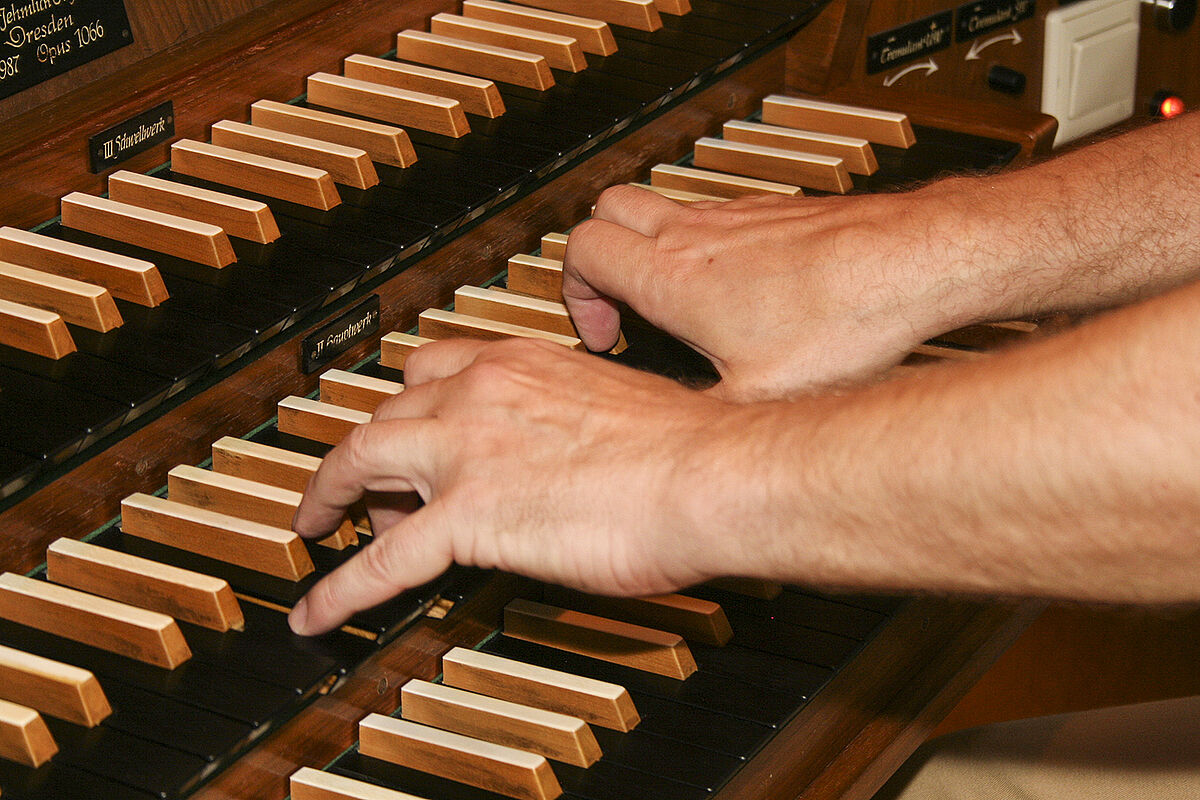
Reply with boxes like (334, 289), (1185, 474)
(562, 183), (978, 400)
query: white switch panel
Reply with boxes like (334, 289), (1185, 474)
(1042, 0), (1140, 146)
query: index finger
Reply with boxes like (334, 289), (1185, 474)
(562, 219), (658, 351)
(293, 418), (439, 540)
(592, 184), (691, 237)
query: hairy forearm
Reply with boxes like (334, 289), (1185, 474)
(921, 112), (1200, 329)
(695, 279), (1200, 602)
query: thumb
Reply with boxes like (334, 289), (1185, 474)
(289, 504), (454, 636)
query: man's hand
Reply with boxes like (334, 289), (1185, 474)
(563, 183), (976, 400)
(288, 338), (740, 636)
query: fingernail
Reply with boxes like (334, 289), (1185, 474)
(289, 597), (309, 635)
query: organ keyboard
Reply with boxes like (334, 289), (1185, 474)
(0, 1), (1062, 798)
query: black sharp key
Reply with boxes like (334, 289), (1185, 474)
(374, 157), (504, 210)
(0, 445), (39, 498)
(688, 0), (788, 31)
(344, 180), (471, 231)
(228, 237), (366, 306)
(582, 52), (698, 93)
(271, 213), (401, 268)
(493, 81), (641, 123)
(334, 751), (519, 800)
(805, 588), (908, 615)
(0, 344), (169, 426)
(404, 128), (554, 175)
(51, 227), (295, 341)
(67, 304), (222, 383)
(178, 618), (338, 694)
(547, 67), (669, 106)
(662, 11), (766, 45)
(554, 759), (710, 800)
(482, 635), (798, 727)
(687, 641), (832, 698)
(0, 761), (156, 800)
(687, 586), (886, 640)
(0, 365), (124, 462)
(628, 691), (774, 758)
(100, 681), (254, 761)
(0, 617), (297, 727)
(44, 717), (210, 800)
(611, 24), (741, 61)
(590, 37), (711, 76)
(723, 609), (861, 669)
(586, 727), (741, 790)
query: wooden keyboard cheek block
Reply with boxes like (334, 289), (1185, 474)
(505, 598), (698, 679)
(359, 714), (563, 800)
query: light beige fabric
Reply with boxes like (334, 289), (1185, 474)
(874, 696), (1200, 800)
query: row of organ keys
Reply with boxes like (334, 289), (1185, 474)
(0, 96), (1036, 798)
(0, 0), (835, 497)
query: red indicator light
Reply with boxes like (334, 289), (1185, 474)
(1159, 95), (1186, 119)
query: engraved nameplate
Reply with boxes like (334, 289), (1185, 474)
(0, 0), (134, 101)
(302, 295), (381, 374)
(89, 101), (174, 172)
(866, 11), (954, 74)
(955, 0), (1035, 42)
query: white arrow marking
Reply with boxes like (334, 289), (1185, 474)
(883, 58), (938, 87)
(965, 29), (1023, 61)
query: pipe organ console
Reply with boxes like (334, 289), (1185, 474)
(0, 0), (1193, 798)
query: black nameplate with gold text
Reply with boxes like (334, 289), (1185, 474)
(866, 11), (954, 74)
(955, 0), (1035, 42)
(0, 0), (133, 101)
(302, 295), (381, 374)
(89, 101), (173, 172)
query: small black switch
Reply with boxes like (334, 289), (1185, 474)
(987, 65), (1027, 95)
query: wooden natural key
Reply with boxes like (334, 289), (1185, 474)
(171, 139), (341, 211)
(307, 72), (470, 138)
(0, 643), (111, 727)
(442, 646), (640, 731)
(120, 493), (315, 581)
(250, 99), (417, 168)
(107, 170), (281, 244)
(359, 714), (562, 800)
(343, 56), (505, 119)
(61, 192), (237, 268)
(504, 598), (697, 679)
(0, 572), (191, 669)
(46, 537), (244, 632)
(0, 226), (167, 307)
(403, 679), (600, 767)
